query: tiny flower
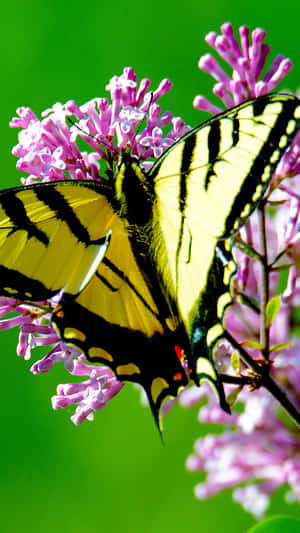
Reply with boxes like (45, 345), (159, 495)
(12, 118), (43, 158)
(233, 486), (270, 519)
(52, 365), (124, 425)
(9, 107), (39, 130)
(140, 126), (174, 158)
(275, 132), (300, 180)
(17, 146), (66, 177)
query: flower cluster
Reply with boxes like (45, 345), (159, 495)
(10, 69), (189, 185)
(175, 22), (300, 518)
(194, 22), (293, 113)
(2, 21), (300, 518)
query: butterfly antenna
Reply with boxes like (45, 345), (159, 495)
(67, 116), (92, 136)
(130, 91), (154, 156)
(137, 91), (154, 135)
(67, 116), (118, 183)
(67, 117), (111, 152)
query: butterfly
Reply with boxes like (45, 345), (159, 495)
(1, 93), (299, 429)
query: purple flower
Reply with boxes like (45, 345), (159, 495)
(184, 382), (300, 518)
(10, 67), (189, 185)
(194, 22), (293, 113)
(52, 361), (124, 425)
(176, 22), (300, 519)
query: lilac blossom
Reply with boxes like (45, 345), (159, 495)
(52, 360), (124, 425)
(194, 22), (293, 113)
(10, 68), (189, 185)
(174, 22), (300, 519)
(2, 20), (300, 520)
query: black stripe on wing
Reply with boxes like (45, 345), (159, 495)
(175, 134), (197, 291)
(252, 96), (271, 117)
(223, 97), (300, 237)
(34, 187), (103, 245)
(204, 119), (221, 190)
(97, 257), (163, 322)
(0, 191), (49, 246)
(232, 114), (240, 147)
(0, 264), (59, 300)
(179, 133), (197, 213)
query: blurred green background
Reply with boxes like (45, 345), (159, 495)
(0, 1), (299, 532)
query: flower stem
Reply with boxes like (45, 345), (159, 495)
(257, 202), (270, 360)
(224, 330), (300, 426)
(220, 374), (254, 386)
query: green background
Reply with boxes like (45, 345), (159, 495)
(1, 1), (299, 532)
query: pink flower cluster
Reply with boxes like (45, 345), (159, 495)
(194, 22), (293, 113)
(174, 22), (300, 518)
(10, 69), (189, 184)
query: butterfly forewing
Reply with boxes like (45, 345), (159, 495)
(0, 182), (114, 300)
(149, 94), (300, 406)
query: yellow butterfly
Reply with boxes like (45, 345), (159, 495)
(1, 93), (299, 428)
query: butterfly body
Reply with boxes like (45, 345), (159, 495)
(1, 94), (300, 428)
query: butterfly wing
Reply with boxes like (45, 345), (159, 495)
(53, 207), (188, 428)
(0, 181), (113, 300)
(0, 180), (187, 427)
(148, 94), (300, 406)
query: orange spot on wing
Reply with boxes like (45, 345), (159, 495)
(173, 372), (183, 381)
(175, 345), (184, 362)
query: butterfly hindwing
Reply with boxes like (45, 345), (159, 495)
(52, 207), (188, 426)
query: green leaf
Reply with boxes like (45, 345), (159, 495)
(267, 199), (288, 207)
(247, 516), (300, 533)
(266, 295), (281, 326)
(270, 343), (292, 352)
(226, 386), (242, 406)
(235, 240), (261, 260)
(236, 292), (260, 313)
(231, 350), (241, 373)
(242, 339), (263, 350)
(272, 262), (295, 272)
(291, 305), (300, 323)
